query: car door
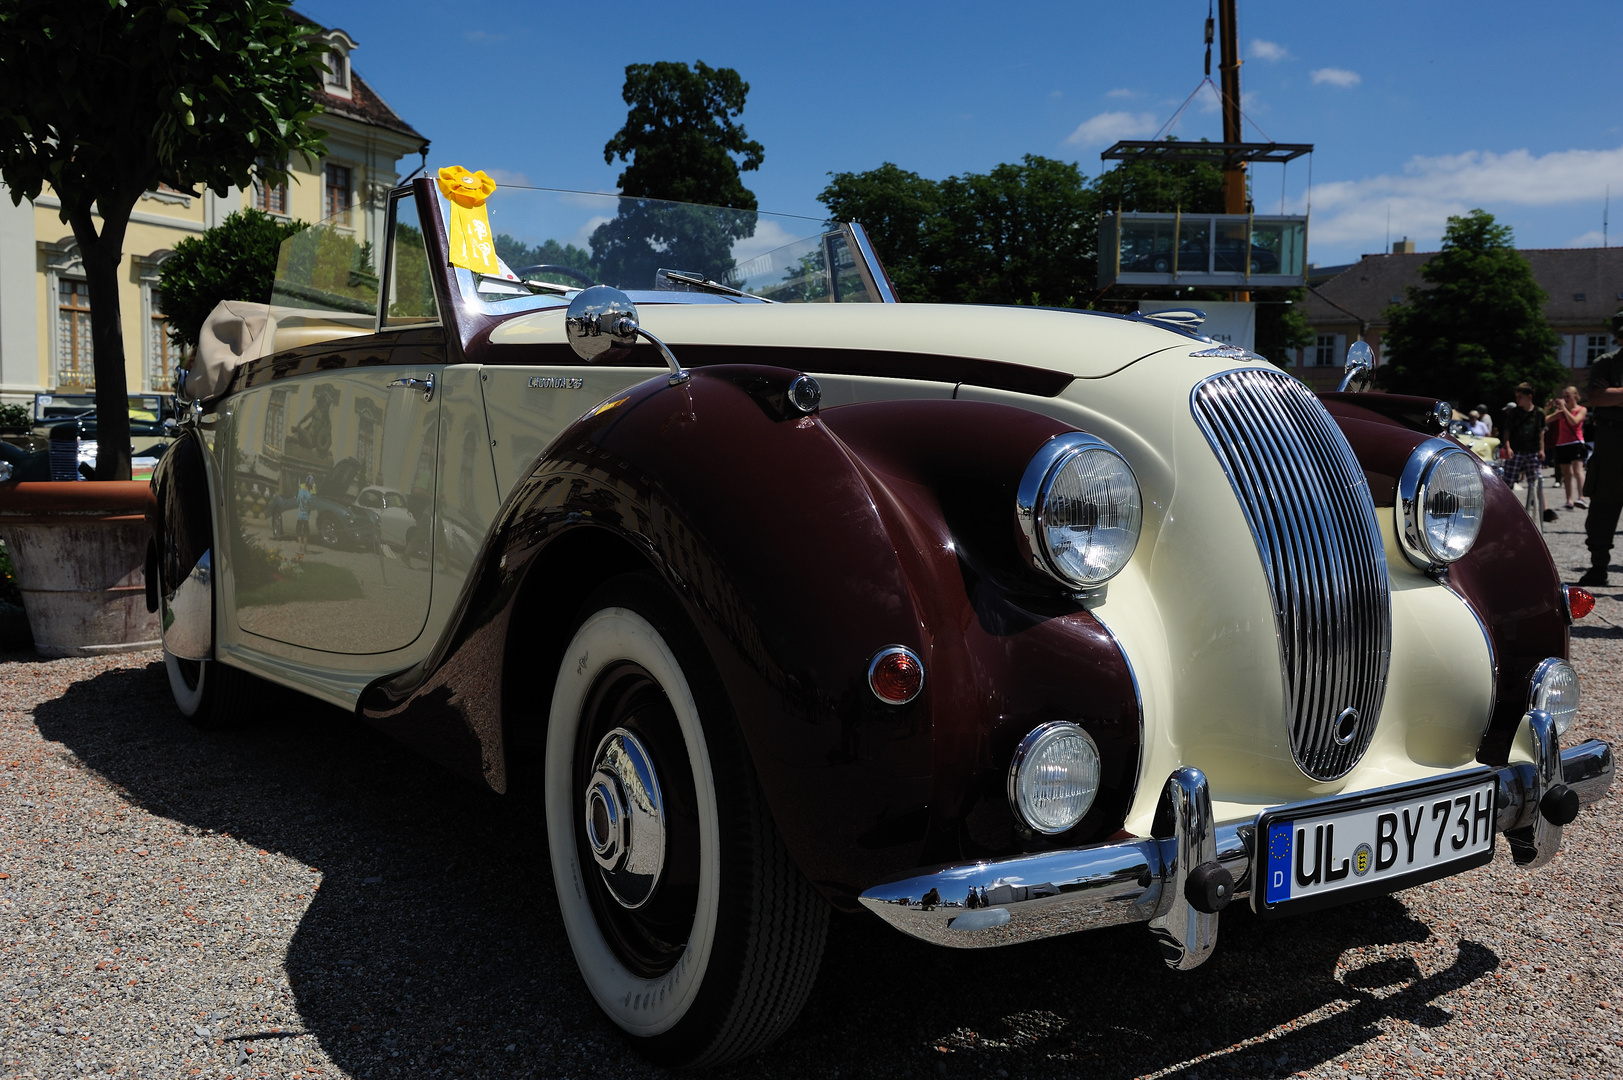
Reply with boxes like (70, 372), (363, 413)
(224, 356), (442, 655)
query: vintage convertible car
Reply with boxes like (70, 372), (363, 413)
(147, 175), (1614, 1068)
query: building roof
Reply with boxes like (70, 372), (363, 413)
(1305, 247), (1623, 328)
(317, 72), (426, 144)
(290, 12), (426, 145)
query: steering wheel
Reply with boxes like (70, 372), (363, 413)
(514, 263), (596, 288)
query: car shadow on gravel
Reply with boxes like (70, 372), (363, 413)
(33, 660), (1502, 1080)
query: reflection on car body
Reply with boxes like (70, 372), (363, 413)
(145, 173), (1614, 1069)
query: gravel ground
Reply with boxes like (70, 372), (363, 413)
(2, 474), (1620, 1080)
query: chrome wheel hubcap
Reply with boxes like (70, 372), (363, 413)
(583, 727), (666, 909)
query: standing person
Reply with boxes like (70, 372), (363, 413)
(1547, 386), (1588, 510)
(1580, 312), (1623, 585)
(296, 474), (313, 556)
(1500, 382), (1547, 509)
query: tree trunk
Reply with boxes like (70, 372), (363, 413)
(67, 193), (138, 482)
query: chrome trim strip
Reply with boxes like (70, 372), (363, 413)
(859, 743), (1611, 951)
(845, 223), (898, 303)
(1189, 367), (1393, 781)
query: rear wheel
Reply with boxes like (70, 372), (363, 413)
(545, 575), (827, 1068)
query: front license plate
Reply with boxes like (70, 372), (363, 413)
(1255, 769), (1498, 917)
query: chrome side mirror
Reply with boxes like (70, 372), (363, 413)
(1338, 340), (1374, 393)
(565, 285), (688, 385)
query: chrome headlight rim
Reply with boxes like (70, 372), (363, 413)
(1015, 432), (1143, 590)
(1527, 656), (1580, 736)
(1395, 437), (1485, 571)
(1005, 720), (1102, 836)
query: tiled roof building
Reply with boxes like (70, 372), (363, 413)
(1292, 247), (1623, 392)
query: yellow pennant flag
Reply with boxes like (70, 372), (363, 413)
(437, 166), (499, 275)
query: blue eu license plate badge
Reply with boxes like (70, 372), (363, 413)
(1265, 820), (1293, 905)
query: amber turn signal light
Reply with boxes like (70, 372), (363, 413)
(868, 646), (924, 705)
(1566, 585), (1595, 621)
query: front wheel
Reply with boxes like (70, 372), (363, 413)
(545, 576), (827, 1068)
(318, 514), (341, 548)
(164, 647), (258, 730)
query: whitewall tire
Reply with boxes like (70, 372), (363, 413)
(545, 575), (827, 1068)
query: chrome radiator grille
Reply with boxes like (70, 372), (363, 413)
(1191, 368), (1392, 780)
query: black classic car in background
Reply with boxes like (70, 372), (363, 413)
(145, 174), (1613, 1068)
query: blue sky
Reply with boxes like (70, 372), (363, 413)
(300, 0), (1623, 269)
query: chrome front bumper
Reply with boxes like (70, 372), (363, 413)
(858, 713), (1612, 971)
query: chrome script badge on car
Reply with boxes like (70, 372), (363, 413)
(1189, 344), (1253, 359)
(529, 376), (585, 389)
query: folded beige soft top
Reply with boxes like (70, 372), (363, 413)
(184, 301), (376, 401)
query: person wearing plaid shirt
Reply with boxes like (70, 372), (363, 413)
(1499, 383), (1546, 489)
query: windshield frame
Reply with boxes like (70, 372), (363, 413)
(410, 182), (896, 321)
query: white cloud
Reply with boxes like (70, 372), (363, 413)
(1300, 145), (1623, 254)
(1065, 111), (1160, 146)
(464, 29), (505, 43)
(1106, 88), (1138, 99)
(1050, 89), (1063, 99)
(1567, 229), (1608, 247)
(487, 168), (534, 188)
(1249, 39), (1290, 61)
(1311, 67), (1362, 88)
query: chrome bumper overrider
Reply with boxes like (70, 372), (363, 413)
(858, 713), (1612, 970)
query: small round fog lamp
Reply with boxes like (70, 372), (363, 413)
(1528, 657), (1580, 736)
(1007, 722), (1101, 835)
(868, 646), (923, 705)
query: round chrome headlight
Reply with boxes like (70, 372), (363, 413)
(1016, 433), (1143, 589)
(1528, 657), (1580, 736)
(1396, 439), (1485, 571)
(1007, 722), (1101, 835)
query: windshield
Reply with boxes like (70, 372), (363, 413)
(464, 186), (884, 305)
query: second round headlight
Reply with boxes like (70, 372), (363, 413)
(1018, 435), (1143, 589)
(1397, 440), (1485, 570)
(1007, 722), (1101, 835)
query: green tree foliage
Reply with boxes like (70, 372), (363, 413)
(158, 209), (306, 351)
(1094, 154), (1225, 214)
(1379, 209), (1564, 404)
(1254, 289), (1316, 368)
(820, 156), (1097, 305)
(604, 60), (764, 209)
(495, 233), (597, 285)
(0, 0), (326, 479)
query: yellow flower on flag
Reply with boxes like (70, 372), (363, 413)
(437, 166), (499, 274)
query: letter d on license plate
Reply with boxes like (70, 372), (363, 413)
(1254, 769), (1498, 917)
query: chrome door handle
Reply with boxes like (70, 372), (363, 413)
(387, 374), (435, 402)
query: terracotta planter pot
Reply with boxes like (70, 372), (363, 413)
(0, 481), (160, 657)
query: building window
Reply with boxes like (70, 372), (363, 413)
(252, 157), (289, 216)
(57, 279), (94, 389)
(1313, 333), (1340, 367)
(263, 389), (289, 454)
(1585, 335), (1610, 365)
(149, 289), (179, 393)
(325, 163), (352, 224)
(322, 41), (350, 95)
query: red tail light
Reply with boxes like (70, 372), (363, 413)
(868, 646), (924, 704)
(1566, 585), (1595, 621)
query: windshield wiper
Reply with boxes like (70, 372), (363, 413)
(474, 273), (578, 296)
(661, 270), (775, 303)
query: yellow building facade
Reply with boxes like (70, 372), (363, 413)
(0, 24), (427, 405)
